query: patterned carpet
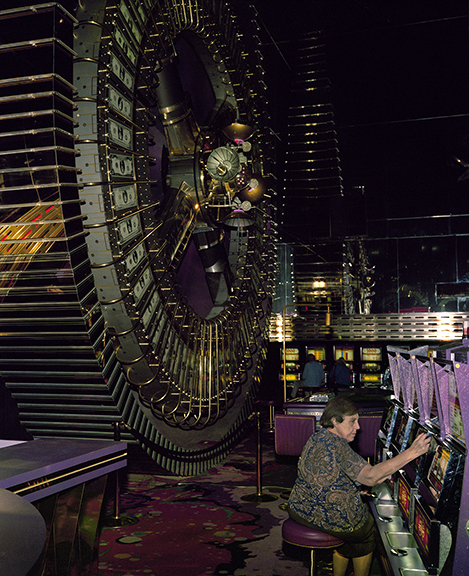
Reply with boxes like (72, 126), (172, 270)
(97, 418), (381, 576)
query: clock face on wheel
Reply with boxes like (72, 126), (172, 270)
(72, 0), (277, 456)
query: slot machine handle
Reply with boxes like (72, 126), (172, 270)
(390, 548), (408, 557)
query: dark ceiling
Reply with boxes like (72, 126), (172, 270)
(250, 0), (469, 212)
(232, 0), (469, 312)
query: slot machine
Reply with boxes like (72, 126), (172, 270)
(306, 345), (327, 371)
(333, 344), (355, 384)
(375, 346), (406, 466)
(369, 345), (469, 576)
(360, 345), (384, 387)
(376, 346), (427, 466)
(281, 347), (301, 396)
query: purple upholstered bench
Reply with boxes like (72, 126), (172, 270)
(274, 413), (316, 456)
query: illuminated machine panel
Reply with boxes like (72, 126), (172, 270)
(413, 496), (441, 574)
(0, 0), (277, 474)
(397, 472), (412, 525)
(306, 346), (327, 370)
(281, 348), (300, 382)
(334, 345), (354, 374)
(371, 346), (469, 576)
(307, 346), (326, 362)
(428, 445), (451, 496)
(334, 345), (353, 361)
(360, 345), (383, 385)
(390, 407), (409, 452)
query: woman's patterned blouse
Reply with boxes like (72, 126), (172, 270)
(288, 427), (369, 532)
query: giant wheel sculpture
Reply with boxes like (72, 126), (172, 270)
(0, 0), (277, 474)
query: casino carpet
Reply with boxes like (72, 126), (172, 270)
(97, 416), (383, 576)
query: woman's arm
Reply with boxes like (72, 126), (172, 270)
(356, 433), (431, 486)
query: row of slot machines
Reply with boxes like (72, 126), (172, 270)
(281, 343), (385, 388)
(369, 342), (469, 576)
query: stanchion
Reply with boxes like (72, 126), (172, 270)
(102, 421), (139, 527)
(241, 405), (278, 503)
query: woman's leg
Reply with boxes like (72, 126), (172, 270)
(352, 551), (373, 576)
(332, 550), (349, 576)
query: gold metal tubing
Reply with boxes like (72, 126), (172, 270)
(116, 343), (153, 365)
(0, 107), (77, 125)
(145, 380), (171, 408)
(166, 301), (186, 377)
(96, 289), (132, 307)
(0, 230), (86, 245)
(0, 145), (77, 157)
(151, 315), (172, 362)
(0, 90), (76, 108)
(177, 318), (195, 394)
(80, 178), (158, 188)
(126, 366), (159, 387)
(0, 132), (76, 154)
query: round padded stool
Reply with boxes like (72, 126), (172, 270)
(282, 518), (344, 576)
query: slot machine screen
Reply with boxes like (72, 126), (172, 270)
(397, 473), (412, 525)
(427, 444), (450, 497)
(334, 346), (354, 362)
(382, 405), (397, 437)
(391, 410), (409, 451)
(285, 348), (299, 362)
(403, 418), (418, 452)
(405, 422), (429, 472)
(375, 436), (386, 464)
(361, 347), (382, 362)
(306, 346), (326, 362)
(306, 347), (327, 371)
(413, 496), (433, 566)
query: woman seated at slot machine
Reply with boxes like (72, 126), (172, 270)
(329, 357), (353, 389)
(288, 396), (431, 576)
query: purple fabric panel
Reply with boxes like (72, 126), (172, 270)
(354, 414), (382, 459)
(274, 415), (316, 456)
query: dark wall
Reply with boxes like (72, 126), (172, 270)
(0, 378), (32, 440)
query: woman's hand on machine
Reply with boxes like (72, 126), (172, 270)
(409, 433), (431, 458)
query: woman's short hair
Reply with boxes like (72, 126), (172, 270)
(319, 396), (360, 428)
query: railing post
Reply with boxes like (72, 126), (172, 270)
(241, 405), (278, 503)
(102, 422), (139, 527)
